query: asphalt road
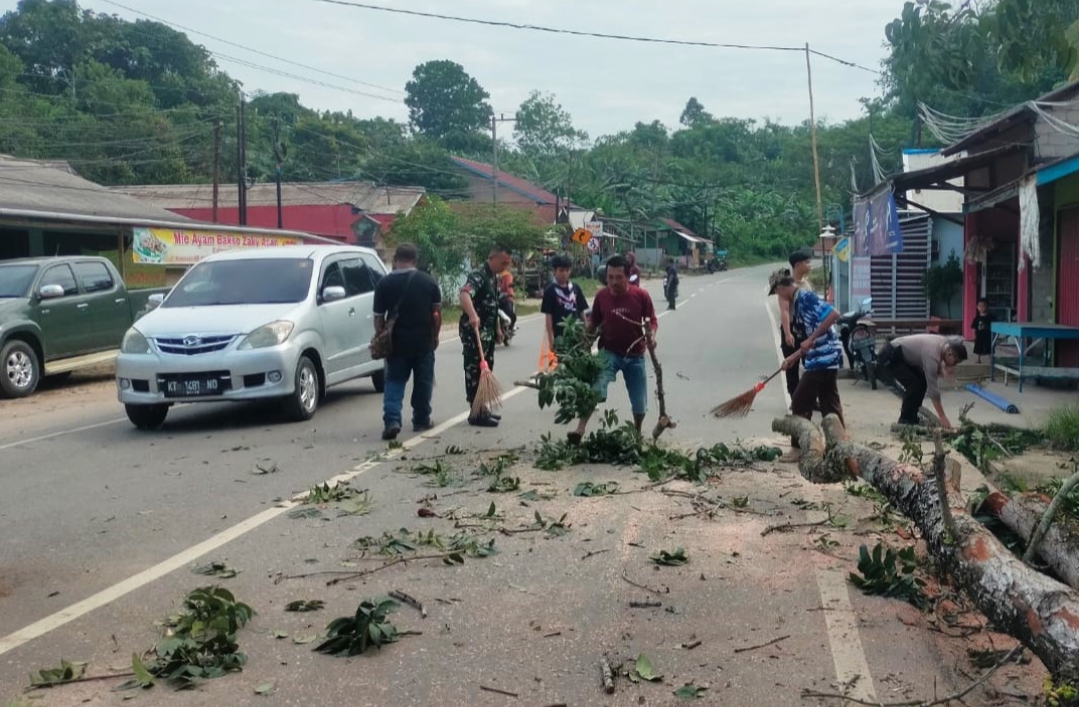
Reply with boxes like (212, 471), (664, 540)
(0, 265), (1016, 706)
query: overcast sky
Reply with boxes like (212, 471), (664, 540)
(22, 0), (903, 140)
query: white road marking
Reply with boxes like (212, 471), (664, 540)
(0, 288), (691, 653)
(0, 386), (531, 657)
(765, 300), (877, 703)
(0, 418), (126, 453)
(0, 316), (550, 452)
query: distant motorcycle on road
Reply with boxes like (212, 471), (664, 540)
(837, 296), (878, 390)
(706, 251), (729, 273)
(498, 293), (516, 347)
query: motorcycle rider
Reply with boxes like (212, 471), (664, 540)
(498, 264), (517, 333)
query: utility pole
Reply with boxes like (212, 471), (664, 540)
(237, 93), (249, 226)
(490, 113), (517, 205)
(212, 120), (221, 224)
(805, 43), (824, 231)
(272, 115), (287, 230)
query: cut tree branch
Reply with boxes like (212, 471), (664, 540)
(775, 412), (1079, 683)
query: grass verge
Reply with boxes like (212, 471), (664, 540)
(1045, 404), (1079, 451)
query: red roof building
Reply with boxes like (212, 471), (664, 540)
(113, 182), (425, 255)
(449, 157), (567, 224)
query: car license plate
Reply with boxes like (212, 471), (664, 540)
(164, 376), (224, 398)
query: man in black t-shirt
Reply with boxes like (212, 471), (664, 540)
(541, 253), (589, 352)
(373, 243), (442, 441)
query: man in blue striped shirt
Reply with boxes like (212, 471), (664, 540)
(773, 275), (845, 462)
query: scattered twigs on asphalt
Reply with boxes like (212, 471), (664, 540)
(26, 671), (136, 690)
(479, 685), (519, 698)
(276, 553), (461, 586)
(389, 590), (427, 619)
(600, 658), (615, 694)
(581, 549), (611, 560)
(733, 634), (791, 654)
(621, 569), (669, 596)
(800, 646), (1023, 706)
(628, 600), (663, 608)
(761, 519), (828, 537)
(1024, 465), (1079, 565)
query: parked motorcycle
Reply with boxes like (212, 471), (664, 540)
(706, 252), (729, 273)
(498, 294), (516, 346)
(837, 296), (878, 390)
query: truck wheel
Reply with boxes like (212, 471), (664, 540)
(284, 355), (320, 421)
(371, 368), (385, 393)
(1, 340), (40, 398)
(125, 404), (169, 431)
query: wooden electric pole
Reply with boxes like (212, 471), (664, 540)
(805, 43), (824, 231)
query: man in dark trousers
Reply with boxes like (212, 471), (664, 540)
(663, 258), (679, 311)
(774, 275), (844, 463)
(460, 244), (513, 427)
(373, 244), (442, 441)
(878, 334), (967, 430)
(541, 253), (589, 352)
(776, 249), (815, 398)
(569, 255), (658, 443)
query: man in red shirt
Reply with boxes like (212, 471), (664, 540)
(568, 255), (658, 443)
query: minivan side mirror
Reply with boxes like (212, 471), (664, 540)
(322, 285), (347, 303)
(147, 293), (165, 310)
(38, 284), (65, 300)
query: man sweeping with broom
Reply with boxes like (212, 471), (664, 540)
(460, 245), (513, 428)
(772, 273), (845, 463)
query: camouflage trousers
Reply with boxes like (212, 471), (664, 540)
(461, 326), (497, 405)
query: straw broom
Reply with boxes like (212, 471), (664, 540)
(710, 367), (786, 419)
(470, 325), (503, 418)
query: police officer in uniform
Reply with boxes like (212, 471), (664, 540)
(460, 244), (513, 427)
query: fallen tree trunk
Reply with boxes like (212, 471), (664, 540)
(983, 491), (1079, 591)
(772, 414), (1079, 683)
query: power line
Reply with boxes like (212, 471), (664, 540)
(98, 0), (405, 97)
(212, 52), (403, 104)
(309, 0), (880, 72)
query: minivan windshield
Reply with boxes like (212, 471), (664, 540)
(0, 265), (38, 298)
(163, 258), (314, 308)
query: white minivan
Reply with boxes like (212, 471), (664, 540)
(116, 245), (387, 430)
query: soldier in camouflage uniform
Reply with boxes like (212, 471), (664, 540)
(460, 245), (513, 427)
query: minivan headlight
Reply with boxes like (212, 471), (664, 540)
(121, 328), (151, 354)
(239, 321), (295, 350)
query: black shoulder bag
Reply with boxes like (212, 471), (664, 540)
(370, 270), (417, 360)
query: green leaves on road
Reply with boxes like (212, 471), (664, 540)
(315, 598), (400, 656)
(289, 483), (373, 519)
(573, 481), (620, 497)
(849, 543), (926, 608)
(125, 586), (256, 691)
(651, 547), (689, 566)
(192, 561), (240, 579)
(633, 654), (663, 682)
(28, 659), (87, 687)
(674, 684), (708, 699)
(284, 599), (325, 613)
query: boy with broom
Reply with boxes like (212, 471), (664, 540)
(568, 255), (658, 444)
(460, 245), (513, 428)
(771, 274), (845, 463)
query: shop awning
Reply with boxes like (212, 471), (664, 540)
(880, 145), (1025, 194)
(675, 231), (709, 244)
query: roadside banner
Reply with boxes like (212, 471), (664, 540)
(132, 227), (303, 265)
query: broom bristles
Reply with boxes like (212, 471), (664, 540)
(710, 386), (761, 419)
(471, 368), (503, 417)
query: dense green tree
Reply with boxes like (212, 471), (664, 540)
(513, 90), (587, 158)
(404, 60), (492, 146)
